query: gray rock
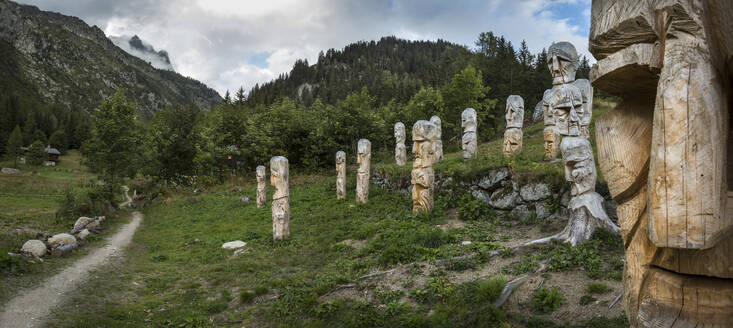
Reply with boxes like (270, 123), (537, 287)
(21, 239), (47, 257)
(239, 197), (251, 203)
(520, 183), (551, 202)
(43, 161), (56, 167)
(77, 229), (90, 239)
(471, 188), (489, 203)
(477, 168), (510, 190)
(488, 188), (520, 210)
(48, 233), (77, 248)
(221, 240), (247, 249)
(510, 204), (530, 219)
(74, 216), (100, 231)
(1, 167), (21, 174)
(534, 202), (552, 219)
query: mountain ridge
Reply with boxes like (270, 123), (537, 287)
(0, 0), (221, 113)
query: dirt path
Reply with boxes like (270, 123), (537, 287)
(0, 189), (142, 328)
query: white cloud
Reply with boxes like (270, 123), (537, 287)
(18, 0), (592, 96)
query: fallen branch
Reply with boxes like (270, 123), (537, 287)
(68, 217), (101, 235)
(609, 291), (623, 309)
(359, 268), (396, 280)
(493, 275), (529, 308)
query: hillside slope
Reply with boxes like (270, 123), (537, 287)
(0, 0), (222, 113)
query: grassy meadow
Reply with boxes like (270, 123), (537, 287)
(2, 99), (628, 327)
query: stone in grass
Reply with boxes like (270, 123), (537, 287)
(239, 197), (251, 203)
(1, 167), (21, 174)
(461, 241), (472, 246)
(21, 239), (47, 257)
(74, 216), (100, 231)
(48, 233), (77, 247)
(77, 229), (90, 239)
(221, 240), (247, 249)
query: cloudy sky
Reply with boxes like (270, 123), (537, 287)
(19, 0), (592, 96)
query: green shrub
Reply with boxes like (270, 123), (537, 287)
(586, 282), (611, 295)
(0, 252), (29, 275)
(530, 287), (565, 313)
(56, 182), (121, 225)
(502, 255), (538, 275)
(579, 294), (596, 305)
(458, 194), (495, 221)
(26, 140), (46, 166)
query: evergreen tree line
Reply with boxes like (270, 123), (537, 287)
(0, 92), (92, 157)
(4, 32), (593, 184)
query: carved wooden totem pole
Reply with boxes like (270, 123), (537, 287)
(461, 108), (477, 160)
(270, 156), (289, 240)
(256, 165), (266, 207)
(430, 116), (443, 162)
(336, 151), (346, 200)
(503, 95), (524, 157)
(542, 89), (560, 160)
(394, 122), (406, 166)
(590, 0), (733, 326)
(411, 120), (437, 212)
(547, 41), (593, 137)
(356, 139), (371, 204)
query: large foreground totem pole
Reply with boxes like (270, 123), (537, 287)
(256, 165), (266, 207)
(394, 122), (406, 166)
(461, 108), (477, 159)
(503, 95), (524, 157)
(356, 139), (371, 204)
(411, 120), (437, 212)
(590, 1), (733, 326)
(430, 116), (443, 162)
(270, 156), (289, 240)
(336, 151), (346, 200)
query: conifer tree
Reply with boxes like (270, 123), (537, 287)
(7, 125), (22, 168)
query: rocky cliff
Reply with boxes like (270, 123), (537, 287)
(0, 0), (222, 113)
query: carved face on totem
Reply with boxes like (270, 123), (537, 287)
(394, 122), (406, 144)
(547, 41), (579, 85)
(336, 151), (345, 165)
(542, 89), (554, 126)
(503, 129), (522, 157)
(461, 108), (477, 133)
(357, 139), (371, 172)
(543, 128), (558, 158)
(550, 84), (583, 137)
(560, 137), (595, 196)
(429, 116), (442, 139)
(270, 156), (289, 199)
(412, 120), (437, 169)
(505, 96), (524, 128)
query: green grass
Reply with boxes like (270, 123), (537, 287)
(3, 98), (627, 326)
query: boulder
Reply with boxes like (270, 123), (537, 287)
(1, 167), (21, 175)
(519, 183), (551, 202)
(470, 188), (489, 203)
(74, 217), (100, 231)
(461, 241), (472, 246)
(77, 229), (90, 239)
(221, 240), (247, 249)
(44, 161), (56, 167)
(48, 233), (77, 247)
(510, 204), (530, 219)
(477, 168), (510, 190)
(21, 240), (47, 257)
(238, 197), (251, 203)
(488, 188), (520, 210)
(534, 202), (552, 219)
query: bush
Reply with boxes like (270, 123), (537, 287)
(56, 182), (121, 224)
(530, 287), (565, 313)
(579, 294), (596, 305)
(458, 194), (495, 221)
(586, 282), (611, 295)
